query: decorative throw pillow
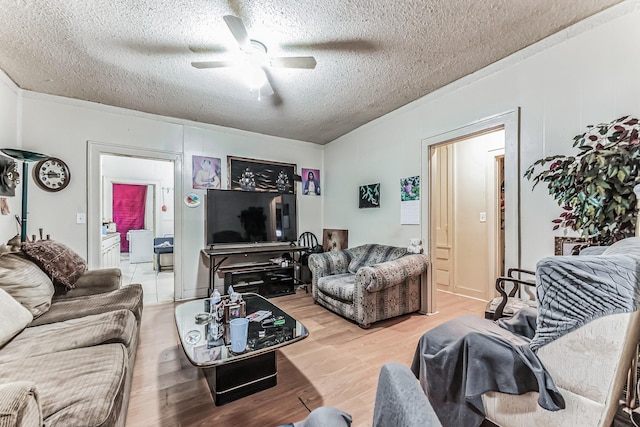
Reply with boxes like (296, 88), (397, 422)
(602, 237), (640, 258)
(0, 254), (52, 318)
(0, 288), (33, 347)
(348, 244), (407, 274)
(21, 240), (87, 289)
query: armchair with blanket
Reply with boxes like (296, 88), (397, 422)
(308, 244), (428, 328)
(410, 236), (640, 427)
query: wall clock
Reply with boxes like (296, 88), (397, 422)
(34, 157), (71, 192)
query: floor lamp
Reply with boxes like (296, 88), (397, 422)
(0, 148), (49, 242)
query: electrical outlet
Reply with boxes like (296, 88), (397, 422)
(479, 212), (487, 222)
(76, 213), (86, 224)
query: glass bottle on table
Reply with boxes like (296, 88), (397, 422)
(208, 289), (224, 346)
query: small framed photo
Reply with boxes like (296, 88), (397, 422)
(224, 301), (246, 323)
(554, 236), (589, 256)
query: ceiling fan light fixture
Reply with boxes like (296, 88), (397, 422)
(243, 66), (267, 90)
(192, 15), (311, 99)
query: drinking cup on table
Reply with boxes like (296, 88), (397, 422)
(229, 318), (249, 353)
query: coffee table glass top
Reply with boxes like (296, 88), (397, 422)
(175, 293), (309, 367)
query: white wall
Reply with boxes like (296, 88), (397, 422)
(0, 73), (20, 240)
(0, 85), (322, 299)
(323, 2), (640, 270)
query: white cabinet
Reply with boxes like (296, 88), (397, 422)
(101, 233), (121, 269)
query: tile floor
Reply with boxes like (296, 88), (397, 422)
(119, 253), (174, 305)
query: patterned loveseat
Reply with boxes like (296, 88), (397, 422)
(308, 244), (428, 328)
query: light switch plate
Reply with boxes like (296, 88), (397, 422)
(76, 213), (86, 224)
(479, 212), (487, 222)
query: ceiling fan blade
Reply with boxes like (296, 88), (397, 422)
(261, 67), (282, 106)
(188, 44), (227, 54)
(223, 15), (250, 49)
(281, 39), (378, 52)
(269, 56), (317, 69)
(191, 60), (238, 69)
(260, 70), (274, 97)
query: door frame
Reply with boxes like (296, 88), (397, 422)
(87, 141), (184, 298)
(420, 109), (520, 310)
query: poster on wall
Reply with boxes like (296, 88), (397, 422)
(301, 168), (321, 195)
(192, 156), (221, 189)
(400, 176), (420, 224)
(359, 183), (380, 208)
(228, 156), (296, 193)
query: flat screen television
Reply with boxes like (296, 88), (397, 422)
(206, 189), (297, 246)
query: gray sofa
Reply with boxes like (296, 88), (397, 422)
(309, 244), (428, 328)
(0, 251), (143, 427)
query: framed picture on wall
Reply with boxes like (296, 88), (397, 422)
(228, 156), (296, 193)
(359, 183), (380, 208)
(192, 156), (221, 189)
(554, 236), (590, 256)
(301, 168), (321, 196)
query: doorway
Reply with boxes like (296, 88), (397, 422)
(101, 155), (174, 304)
(420, 110), (520, 311)
(87, 142), (183, 303)
(429, 130), (504, 300)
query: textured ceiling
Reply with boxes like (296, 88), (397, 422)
(0, 0), (624, 144)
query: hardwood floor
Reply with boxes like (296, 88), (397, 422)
(126, 290), (487, 427)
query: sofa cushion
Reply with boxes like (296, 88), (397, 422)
(602, 237), (640, 257)
(0, 309), (136, 364)
(0, 253), (54, 318)
(0, 381), (42, 427)
(30, 284), (143, 327)
(0, 344), (127, 427)
(53, 268), (122, 300)
(317, 273), (356, 302)
(348, 244), (407, 274)
(21, 239), (87, 289)
(316, 293), (356, 322)
(0, 288), (33, 348)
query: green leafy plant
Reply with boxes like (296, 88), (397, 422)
(524, 115), (640, 245)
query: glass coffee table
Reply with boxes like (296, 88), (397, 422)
(175, 293), (309, 405)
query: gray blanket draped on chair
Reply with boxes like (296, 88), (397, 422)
(410, 312), (563, 427)
(531, 253), (640, 351)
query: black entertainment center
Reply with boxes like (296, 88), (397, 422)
(203, 189), (306, 298)
(202, 244), (308, 298)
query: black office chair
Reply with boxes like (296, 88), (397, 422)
(297, 232), (321, 293)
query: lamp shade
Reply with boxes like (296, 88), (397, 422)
(0, 149), (48, 162)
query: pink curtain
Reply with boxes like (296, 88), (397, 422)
(113, 184), (147, 253)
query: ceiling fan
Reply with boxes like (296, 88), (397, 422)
(191, 15), (317, 97)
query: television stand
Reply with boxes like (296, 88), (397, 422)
(201, 243), (308, 297)
(224, 265), (295, 297)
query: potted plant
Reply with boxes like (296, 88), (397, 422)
(524, 115), (640, 246)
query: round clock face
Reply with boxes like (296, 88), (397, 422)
(34, 157), (70, 192)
